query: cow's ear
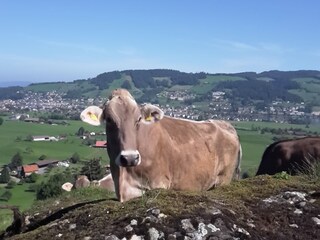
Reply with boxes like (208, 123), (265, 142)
(140, 104), (164, 124)
(80, 106), (103, 126)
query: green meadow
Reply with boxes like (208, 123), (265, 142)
(0, 119), (108, 165)
(0, 117), (319, 231)
(1, 118), (319, 172)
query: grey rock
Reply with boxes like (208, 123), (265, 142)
(289, 224), (299, 228)
(69, 223), (76, 230)
(312, 217), (320, 225)
(124, 224), (133, 232)
(130, 219), (138, 226)
(181, 219), (195, 233)
(148, 227), (164, 240)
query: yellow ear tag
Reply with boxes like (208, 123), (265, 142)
(145, 115), (152, 121)
(88, 112), (98, 121)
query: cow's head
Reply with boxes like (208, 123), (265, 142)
(80, 89), (164, 167)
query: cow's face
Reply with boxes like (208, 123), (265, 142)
(80, 89), (164, 167)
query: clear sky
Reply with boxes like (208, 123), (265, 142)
(1, 0), (320, 83)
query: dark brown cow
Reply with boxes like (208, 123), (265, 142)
(81, 89), (242, 202)
(256, 137), (320, 176)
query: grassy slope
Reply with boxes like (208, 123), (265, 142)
(190, 75), (246, 95)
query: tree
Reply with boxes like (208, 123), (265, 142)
(38, 154), (47, 160)
(10, 152), (23, 169)
(0, 117), (3, 126)
(36, 172), (73, 200)
(25, 134), (33, 142)
(80, 158), (104, 181)
(77, 127), (85, 136)
(70, 152), (80, 164)
(0, 190), (12, 201)
(27, 172), (38, 183)
(0, 167), (10, 183)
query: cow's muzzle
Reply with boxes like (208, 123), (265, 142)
(116, 150), (141, 167)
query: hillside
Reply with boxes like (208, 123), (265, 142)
(1, 174), (320, 240)
(1, 69), (320, 109)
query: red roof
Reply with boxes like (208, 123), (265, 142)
(94, 140), (107, 148)
(23, 164), (39, 173)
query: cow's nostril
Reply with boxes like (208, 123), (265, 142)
(120, 155), (128, 165)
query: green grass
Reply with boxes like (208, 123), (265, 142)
(237, 129), (273, 174)
(190, 75), (246, 94)
(26, 82), (78, 93)
(5, 184), (36, 210)
(0, 119), (108, 165)
(290, 77), (320, 106)
(1, 118), (319, 231)
(0, 183), (36, 232)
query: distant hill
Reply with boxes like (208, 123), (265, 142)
(1, 69), (320, 110)
(0, 81), (31, 88)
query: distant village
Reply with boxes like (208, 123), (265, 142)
(1, 90), (319, 124)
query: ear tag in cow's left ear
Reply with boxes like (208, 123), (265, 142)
(81, 106), (103, 126)
(145, 115), (152, 122)
(88, 112), (99, 122)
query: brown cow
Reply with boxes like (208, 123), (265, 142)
(74, 175), (91, 189)
(81, 89), (241, 202)
(256, 137), (320, 176)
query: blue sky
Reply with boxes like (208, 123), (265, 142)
(0, 0), (320, 83)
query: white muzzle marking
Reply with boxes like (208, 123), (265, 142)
(116, 150), (141, 167)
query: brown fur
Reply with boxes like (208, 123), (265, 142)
(256, 137), (320, 175)
(74, 175), (90, 189)
(101, 89), (241, 202)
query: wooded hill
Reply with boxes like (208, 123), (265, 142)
(1, 69), (320, 110)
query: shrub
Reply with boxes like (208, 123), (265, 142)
(5, 180), (16, 189)
(70, 152), (80, 164)
(36, 172), (74, 200)
(38, 155), (47, 160)
(25, 173), (38, 183)
(0, 190), (12, 201)
(273, 171), (290, 180)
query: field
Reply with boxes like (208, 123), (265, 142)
(0, 119), (108, 165)
(1, 118), (319, 173)
(0, 118), (319, 231)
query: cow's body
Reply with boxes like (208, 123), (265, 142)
(256, 137), (320, 175)
(74, 175), (90, 189)
(81, 89), (241, 202)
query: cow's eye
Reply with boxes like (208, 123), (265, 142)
(135, 116), (142, 128)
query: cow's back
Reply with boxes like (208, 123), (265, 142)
(135, 116), (241, 191)
(256, 137), (320, 175)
